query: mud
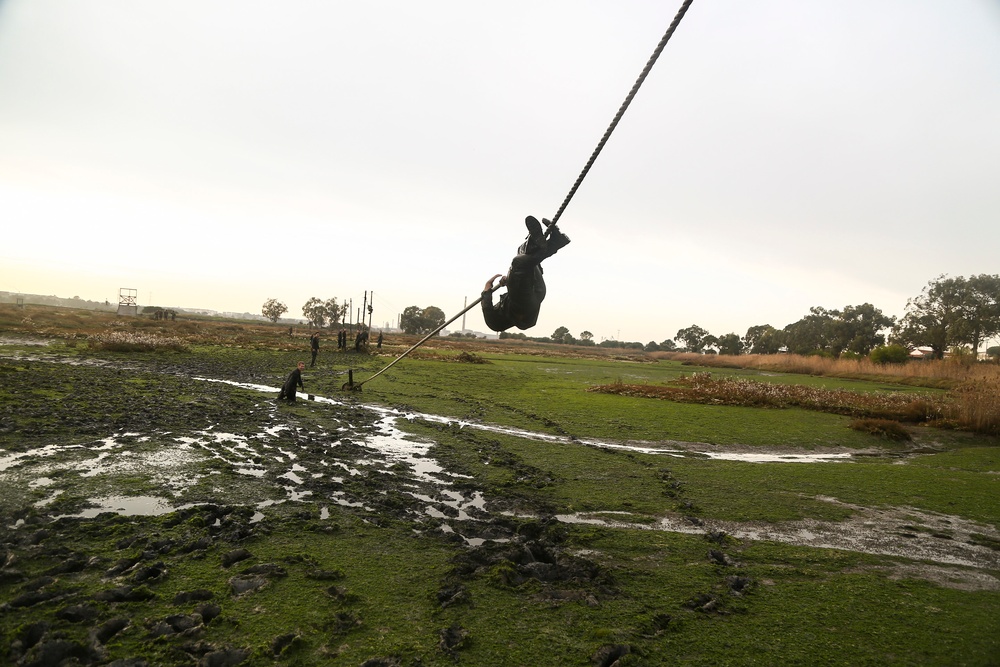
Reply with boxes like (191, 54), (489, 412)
(2, 349), (999, 582)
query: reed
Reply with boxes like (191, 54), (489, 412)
(651, 351), (1000, 388)
(88, 331), (189, 352)
(945, 377), (1000, 435)
(590, 374), (946, 422)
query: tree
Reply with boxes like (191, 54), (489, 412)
(400, 306), (421, 334)
(261, 298), (287, 323)
(324, 298), (346, 327)
(870, 344), (909, 364)
(302, 297), (327, 328)
(829, 303), (895, 356)
(779, 304), (894, 357)
(423, 306), (446, 333)
(716, 332), (744, 356)
(400, 305), (446, 335)
(952, 274), (1000, 355)
(659, 339), (677, 351)
(675, 325), (710, 353)
(551, 326), (570, 344)
(895, 275), (986, 359)
(579, 331), (593, 342)
(782, 307), (836, 355)
(744, 324), (782, 355)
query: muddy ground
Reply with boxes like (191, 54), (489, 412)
(1, 341), (998, 665)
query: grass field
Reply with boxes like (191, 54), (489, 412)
(0, 304), (998, 665)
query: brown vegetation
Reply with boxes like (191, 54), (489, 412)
(590, 374), (944, 421)
(848, 419), (913, 441)
(946, 378), (1000, 436)
(591, 371), (1000, 435)
(88, 331), (189, 352)
(651, 351), (1000, 389)
(455, 351), (490, 364)
(4, 302), (997, 434)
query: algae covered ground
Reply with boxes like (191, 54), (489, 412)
(1, 309), (999, 666)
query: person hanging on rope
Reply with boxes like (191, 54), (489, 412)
(482, 215), (570, 332)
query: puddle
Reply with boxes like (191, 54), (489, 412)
(557, 501), (1000, 571)
(61, 495), (176, 519)
(0, 338), (53, 347)
(3, 367), (995, 572)
(197, 377), (865, 464)
(33, 489), (64, 508)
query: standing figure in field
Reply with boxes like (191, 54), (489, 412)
(482, 215), (570, 332)
(376, 331), (383, 349)
(310, 332), (320, 367)
(278, 362), (306, 402)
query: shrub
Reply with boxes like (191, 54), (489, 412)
(870, 344), (909, 365)
(88, 331), (189, 352)
(589, 375), (946, 422)
(948, 347), (977, 367)
(455, 351), (489, 364)
(946, 378), (1000, 435)
(848, 419), (912, 441)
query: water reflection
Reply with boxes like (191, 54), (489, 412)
(199, 378), (864, 464)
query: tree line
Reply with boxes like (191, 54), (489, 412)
(260, 274), (999, 359)
(261, 297), (349, 329)
(537, 274), (1000, 360)
(261, 297), (447, 335)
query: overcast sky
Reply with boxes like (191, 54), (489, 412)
(2, 0), (998, 344)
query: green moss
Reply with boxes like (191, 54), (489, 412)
(1, 336), (998, 665)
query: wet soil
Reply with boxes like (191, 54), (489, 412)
(1, 343), (999, 664)
(3, 347), (998, 572)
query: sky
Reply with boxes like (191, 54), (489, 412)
(1, 0), (998, 344)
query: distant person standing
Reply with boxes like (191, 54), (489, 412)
(376, 331), (383, 349)
(310, 332), (320, 367)
(278, 362), (306, 402)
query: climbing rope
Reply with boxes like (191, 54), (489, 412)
(346, 285), (500, 390)
(345, 0), (695, 389)
(550, 0), (695, 226)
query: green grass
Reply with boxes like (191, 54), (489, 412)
(6, 508), (996, 666)
(412, 418), (1000, 527)
(351, 355), (978, 452)
(2, 337), (999, 666)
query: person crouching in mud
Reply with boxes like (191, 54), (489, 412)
(482, 215), (570, 332)
(278, 362), (306, 402)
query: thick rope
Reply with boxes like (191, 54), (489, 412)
(350, 1), (694, 388)
(352, 286), (499, 389)
(550, 0), (695, 226)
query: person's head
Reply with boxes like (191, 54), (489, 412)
(297, 362), (305, 370)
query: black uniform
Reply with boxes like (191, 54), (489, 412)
(482, 216), (570, 332)
(310, 334), (320, 366)
(278, 367), (305, 402)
